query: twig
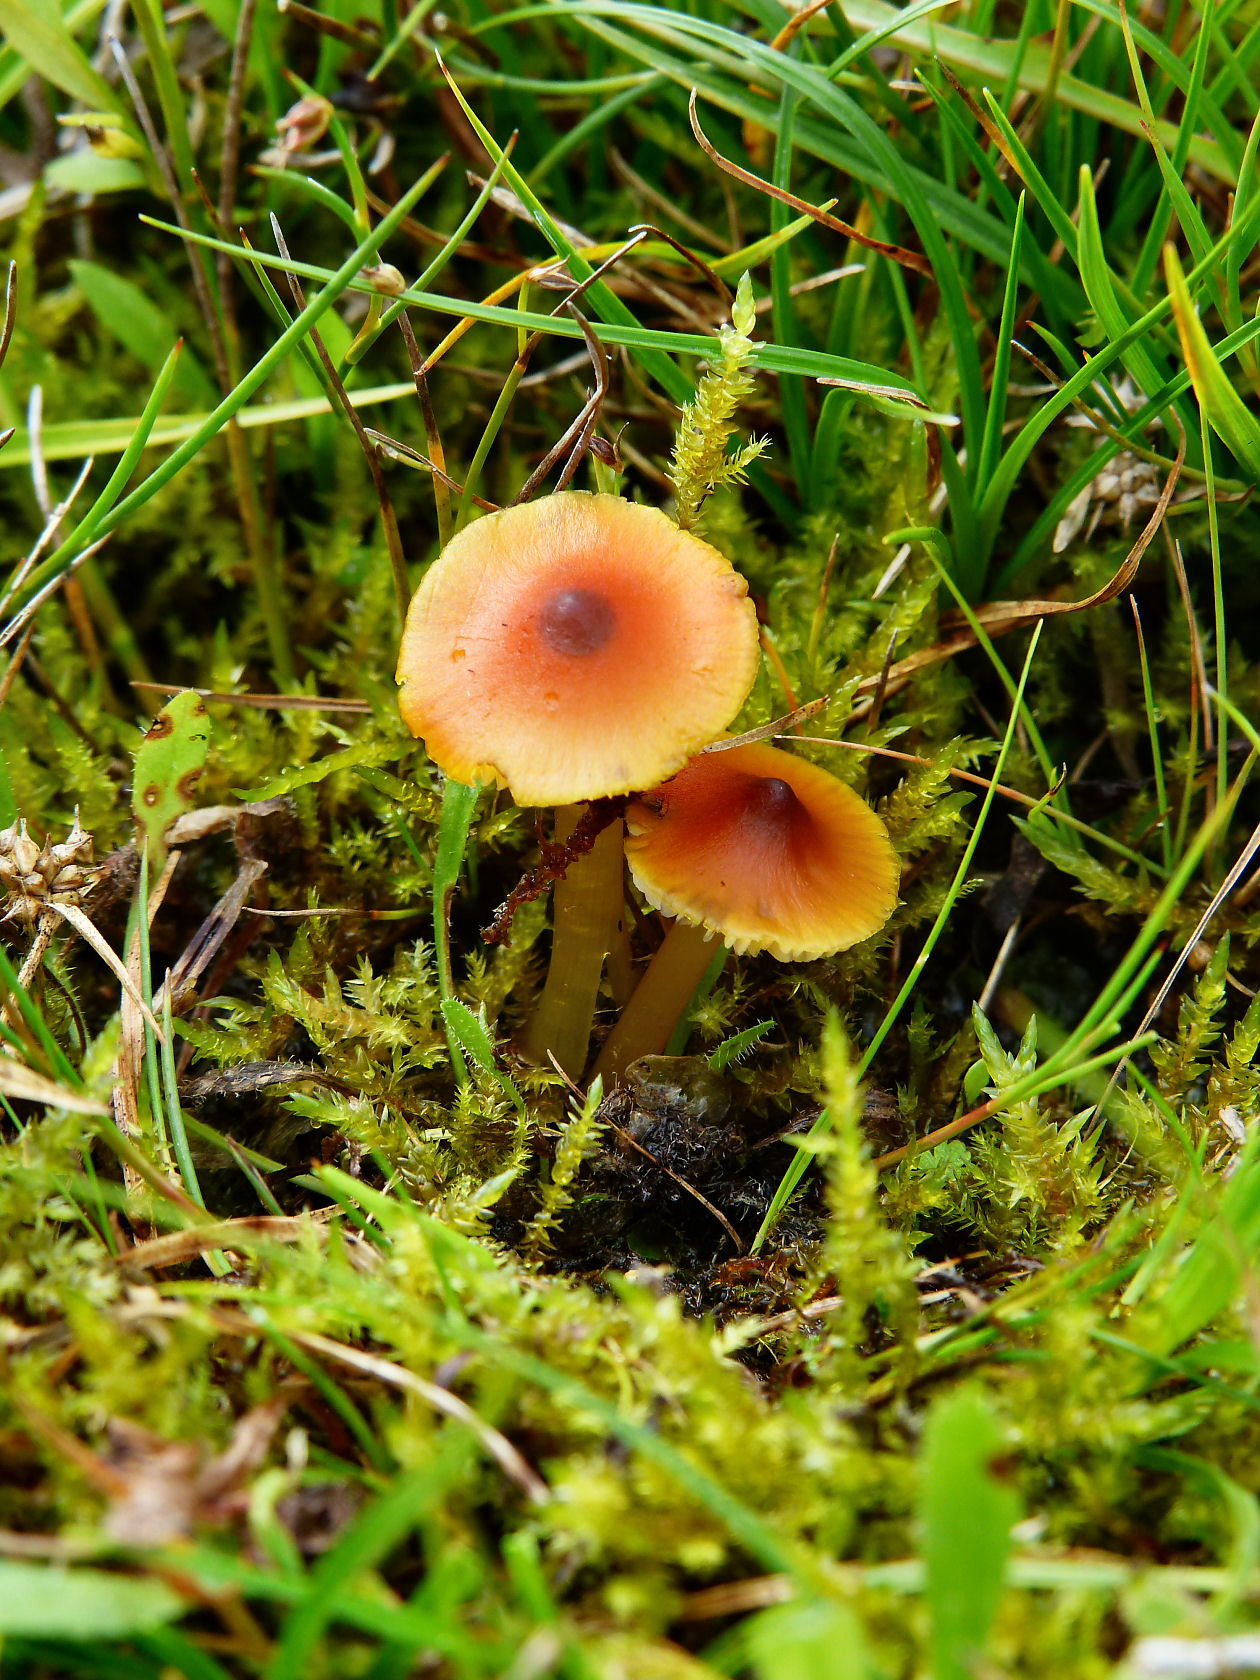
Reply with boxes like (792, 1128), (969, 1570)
(130, 681), (370, 712)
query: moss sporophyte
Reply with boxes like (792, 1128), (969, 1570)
(396, 491), (898, 1082)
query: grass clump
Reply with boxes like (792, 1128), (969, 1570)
(1, 0), (1260, 1674)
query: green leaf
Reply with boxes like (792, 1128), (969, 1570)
(1133, 1128), (1260, 1356)
(0, 1563), (183, 1637)
(44, 151), (146, 196)
(131, 691), (212, 865)
(233, 740), (398, 802)
(0, 0), (115, 108)
(921, 1390), (1018, 1680)
(440, 997), (526, 1119)
(68, 260), (217, 410)
(975, 194), (1024, 492)
(708, 1019), (775, 1071)
(1076, 167), (1174, 412)
(743, 1599), (873, 1680)
(1166, 241), (1260, 488)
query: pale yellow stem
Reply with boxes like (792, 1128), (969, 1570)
(591, 919), (722, 1085)
(605, 898), (636, 1007)
(522, 810), (624, 1080)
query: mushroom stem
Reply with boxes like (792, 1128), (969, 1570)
(606, 903), (636, 1007)
(591, 919), (724, 1084)
(522, 809), (625, 1080)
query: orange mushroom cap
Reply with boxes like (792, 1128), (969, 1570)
(624, 741), (900, 961)
(395, 493), (760, 807)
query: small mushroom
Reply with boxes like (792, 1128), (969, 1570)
(395, 492), (760, 1077)
(396, 492), (758, 806)
(592, 741), (900, 1081)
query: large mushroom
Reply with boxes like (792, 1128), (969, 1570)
(396, 492), (760, 1077)
(591, 740), (900, 1082)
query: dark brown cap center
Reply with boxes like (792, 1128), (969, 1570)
(537, 588), (616, 657)
(743, 775), (805, 834)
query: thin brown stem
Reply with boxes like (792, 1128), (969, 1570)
(397, 308), (452, 549)
(216, 0), (258, 381)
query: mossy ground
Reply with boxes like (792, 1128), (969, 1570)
(1, 1), (1260, 1675)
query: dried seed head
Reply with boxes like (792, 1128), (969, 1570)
(0, 811), (103, 922)
(273, 94), (333, 155)
(359, 263), (407, 296)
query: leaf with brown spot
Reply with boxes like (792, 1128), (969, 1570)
(131, 691), (212, 867)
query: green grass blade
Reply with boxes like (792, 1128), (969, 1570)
(974, 193), (1024, 498)
(1166, 242), (1260, 488)
(752, 622), (1044, 1251)
(9, 160), (447, 622)
(922, 1390), (1019, 1680)
(0, 0), (116, 110)
(438, 57), (693, 405)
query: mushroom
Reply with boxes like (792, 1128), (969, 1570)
(395, 492), (760, 1078)
(591, 740), (900, 1082)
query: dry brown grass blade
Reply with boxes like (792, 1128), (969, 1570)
(768, 0), (833, 52)
(798, 735), (1065, 817)
(704, 696), (830, 752)
(938, 62), (1026, 184)
(290, 1331), (551, 1503)
(275, 0), (380, 49)
(158, 858), (268, 1014)
(851, 426), (1185, 708)
(397, 306), (452, 547)
(945, 420), (1184, 636)
(512, 302), (611, 502)
(121, 1216), (312, 1270)
(687, 90), (933, 277)
(0, 261), (16, 373)
(49, 902), (164, 1041)
(1166, 528), (1214, 749)
(0, 1058), (107, 1115)
(678, 1574), (794, 1621)
(365, 429), (502, 511)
